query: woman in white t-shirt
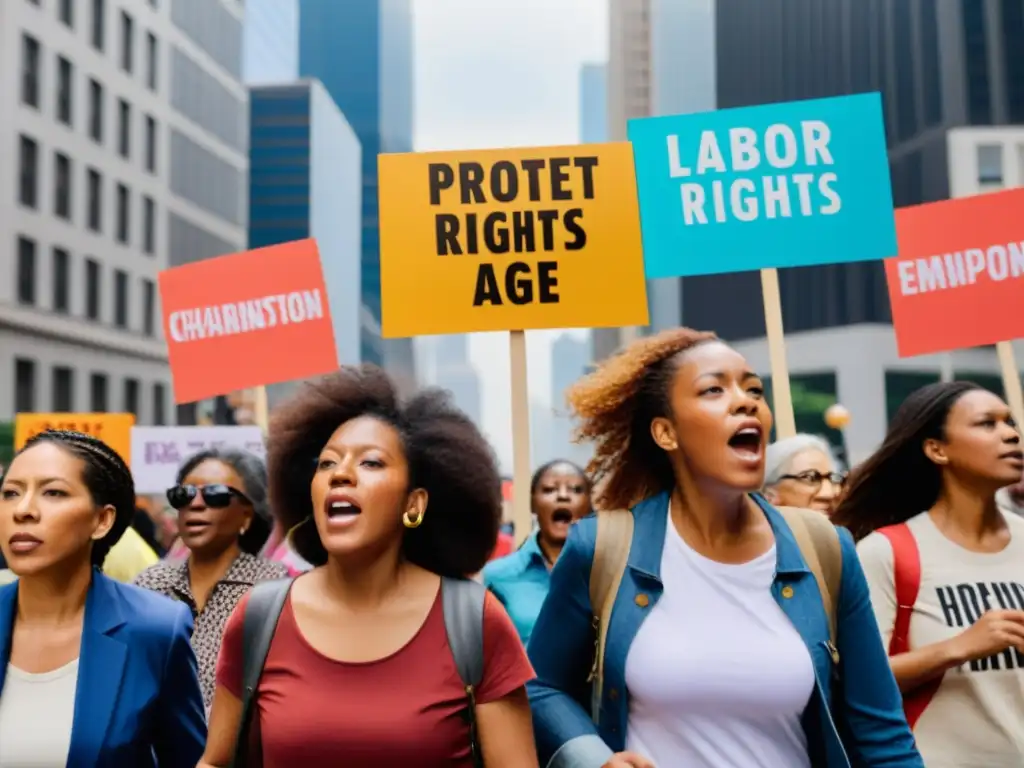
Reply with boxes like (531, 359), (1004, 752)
(834, 381), (1024, 767)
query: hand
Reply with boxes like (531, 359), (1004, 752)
(947, 609), (1024, 664)
(602, 752), (655, 768)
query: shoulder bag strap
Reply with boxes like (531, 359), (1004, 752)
(877, 523), (939, 729)
(587, 509), (634, 724)
(441, 576), (486, 768)
(777, 506), (842, 646)
(229, 577), (294, 768)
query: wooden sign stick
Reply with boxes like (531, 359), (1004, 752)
(760, 268), (796, 439)
(996, 341), (1024, 429)
(509, 330), (533, 546)
(253, 386), (270, 435)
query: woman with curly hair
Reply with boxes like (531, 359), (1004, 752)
(0, 430), (206, 766)
(832, 381), (1024, 767)
(199, 366), (536, 768)
(526, 329), (921, 768)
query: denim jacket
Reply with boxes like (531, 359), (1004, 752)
(525, 492), (923, 768)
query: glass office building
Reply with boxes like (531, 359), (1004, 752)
(243, 0), (299, 83)
(249, 81), (362, 369)
(298, 0), (414, 376)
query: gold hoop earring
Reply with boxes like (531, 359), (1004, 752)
(403, 509), (424, 529)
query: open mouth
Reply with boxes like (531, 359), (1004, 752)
(327, 500), (362, 521)
(551, 509), (573, 525)
(728, 425), (763, 457)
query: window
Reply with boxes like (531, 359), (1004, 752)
(153, 383), (167, 425)
(117, 99), (131, 158)
(145, 116), (157, 172)
(87, 168), (103, 231)
(114, 269), (129, 328)
(21, 34), (41, 108)
(143, 278), (156, 336)
(18, 135), (39, 208)
(124, 378), (140, 417)
(92, 0), (106, 51)
(89, 79), (104, 142)
(146, 32), (158, 91)
(52, 247), (70, 313)
(116, 183), (130, 243)
(52, 367), (75, 412)
(977, 144), (1004, 189)
(54, 152), (72, 220)
(17, 236), (37, 305)
(15, 359), (36, 413)
(56, 56), (73, 125)
(85, 258), (101, 320)
(90, 373), (108, 412)
(143, 196), (156, 254)
(120, 12), (134, 73)
(962, 0), (992, 124)
(59, 0), (73, 27)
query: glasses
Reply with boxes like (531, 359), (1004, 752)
(778, 470), (846, 488)
(166, 483), (251, 510)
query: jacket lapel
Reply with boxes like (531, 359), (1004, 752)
(67, 572), (128, 768)
(0, 582), (17, 695)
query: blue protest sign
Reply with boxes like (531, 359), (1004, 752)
(628, 92), (896, 279)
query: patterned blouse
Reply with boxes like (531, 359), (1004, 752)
(133, 552), (289, 707)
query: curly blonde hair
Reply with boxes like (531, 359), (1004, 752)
(569, 328), (718, 511)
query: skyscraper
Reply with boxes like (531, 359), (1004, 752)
(0, 0), (248, 425)
(297, 0), (416, 385)
(431, 335), (483, 428)
(549, 333), (592, 468)
(242, 0), (299, 83)
(580, 64), (607, 144)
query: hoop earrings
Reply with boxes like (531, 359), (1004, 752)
(403, 509), (424, 529)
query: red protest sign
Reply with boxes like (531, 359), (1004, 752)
(159, 239), (339, 403)
(885, 188), (1024, 357)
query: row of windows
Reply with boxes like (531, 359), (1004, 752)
(170, 0), (244, 80)
(15, 235), (157, 338)
(13, 358), (167, 426)
(18, 134), (157, 254)
(21, 36), (159, 174)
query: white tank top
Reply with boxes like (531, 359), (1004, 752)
(0, 658), (79, 767)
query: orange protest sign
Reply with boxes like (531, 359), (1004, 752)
(378, 143), (649, 337)
(885, 188), (1024, 357)
(14, 413), (134, 465)
(158, 239), (339, 404)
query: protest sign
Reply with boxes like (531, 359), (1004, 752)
(628, 93), (896, 437)
(378, 143), (650, 542)
(377, 143), (649, 337)
(130, 426), (265, 493)
(15, 413), (134, 464)
(886, 188), (1024, 424)
(158, 239), (339, 404)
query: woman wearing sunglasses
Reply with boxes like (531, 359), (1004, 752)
(134, 448), (287, 708)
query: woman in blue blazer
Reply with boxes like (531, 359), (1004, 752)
(526, 330), (922, 768)
(0, 430), (207, 767)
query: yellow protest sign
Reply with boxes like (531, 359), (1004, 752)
(378, 142), (650, 337)
(14, 413), (135, 465)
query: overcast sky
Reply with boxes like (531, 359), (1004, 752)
(411, 0), (607, 469)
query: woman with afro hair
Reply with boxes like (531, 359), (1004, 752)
(525, 329), (921, 768)
(200, 366), (537, 768)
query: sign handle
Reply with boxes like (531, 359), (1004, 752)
(996, 341), (1024, 428)
(760, 268), (796, 439)
(509, 330), (533, 546)
(253, 386), (270, 435)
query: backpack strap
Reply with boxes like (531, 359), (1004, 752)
(229, 577), (294, 768)
(586, 509), (634, 724)
(441, 576), (486, 768)
(776, 506), (842, 647)
(877, 523), (939, 729)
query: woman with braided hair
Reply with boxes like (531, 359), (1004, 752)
(525, 329), (921, 768)
(0, 430), (206, 767)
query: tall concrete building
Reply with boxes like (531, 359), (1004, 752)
(1, 0), (247, 426)
(297, 0), (416, 386)
(679, 0), (1024, 461)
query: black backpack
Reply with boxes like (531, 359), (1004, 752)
(228, 576), (486, 767)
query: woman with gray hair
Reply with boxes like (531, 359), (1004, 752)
(134, 448), (288, 708)
(763, 433), (846, 515)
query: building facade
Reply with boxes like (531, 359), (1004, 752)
(298, 0), (415, 384)
(430, 335), (482, 429)
(683, 0), (1024, 462)
(242, 0), (298, 84)
(1, 0), (247, 426)
(580, 63), (607, 144)
(549, 333), (592, 469)
(249, 81), (362, 381)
